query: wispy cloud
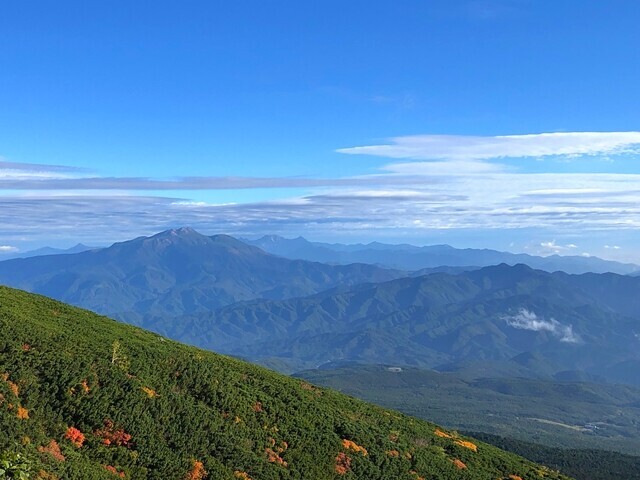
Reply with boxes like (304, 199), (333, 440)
(504, 308), (581, 343)
(0, 175), (441, 190)
(0, 158), (85, 173)
(0, 245), (19, 253)
(337, 132), (640, 161)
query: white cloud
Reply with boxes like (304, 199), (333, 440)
(0, 245), (18, 253)
(504, 309), (581, 343)
(337, 131), (640, 161)
(525, 240), (583, 257)
(604, 245), (621, 250)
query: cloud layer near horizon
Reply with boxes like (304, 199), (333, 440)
(337, 131), (640, 160)
(2, 131), (640, 261)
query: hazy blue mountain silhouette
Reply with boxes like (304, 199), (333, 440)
(246, 235), (640, 275)
(0, 227), (403, 320)
(166, 264), (640, 386)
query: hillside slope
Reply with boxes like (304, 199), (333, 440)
(0, 286), (570, 479)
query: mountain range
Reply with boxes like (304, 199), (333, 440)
(246, 235), (640, 275)
(168, 263), (640, 386)
(0, 228), (402, 322)
(0, 228), (638, 388)
(0, 243), (97, 260)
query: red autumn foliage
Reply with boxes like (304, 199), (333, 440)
(335, 452), (351, 475)
(95, 419), (132, 447)
(451, 458), (467, 469)
(65, 427), (85, 447)
(38, 440), (65, 462)
(265, 448), (288, 467)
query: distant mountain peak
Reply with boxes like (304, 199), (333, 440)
(149, 226), (204, 240)
(165, 226), (198, 235)
(259, 234), (285, 242)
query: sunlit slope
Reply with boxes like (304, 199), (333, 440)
(0, 286), (570, 479)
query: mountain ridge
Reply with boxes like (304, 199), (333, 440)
(0, 228), (403, 321)
(245, 235), (640, 275)
(163, 263), (640, 385)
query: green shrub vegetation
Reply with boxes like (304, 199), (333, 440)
(0, 286), (571, 479)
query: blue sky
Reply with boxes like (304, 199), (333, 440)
(1, 0), (640, 261)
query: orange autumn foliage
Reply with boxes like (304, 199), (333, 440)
(454, 439), (478, 452)
(252, 401), (263, 412)
(9, 382), (19, 396)
(184, 460), (207, 480)
(434, 428), (453, 439)
(2, 373), (19, 397)
(451, 458), (467, 469)
(386, 449), (400, 457)
(234, 471), (252, 480)
(38, 440), (65, 462)
(103, 465), (125, 477)
(509, 476), (524, 480)
(335, 452), (351, 475)
(342, 439), (368, 456)
(65, 427), (85, 447)
(16, 406), (29, 419)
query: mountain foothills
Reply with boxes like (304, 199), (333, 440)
(245, 235), (640, 275)
(171, 265), (639, 386)
(0, 286), (571, 480)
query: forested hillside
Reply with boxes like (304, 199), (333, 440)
(0, 286), (570, 479)
(164, 264), (640, 384)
